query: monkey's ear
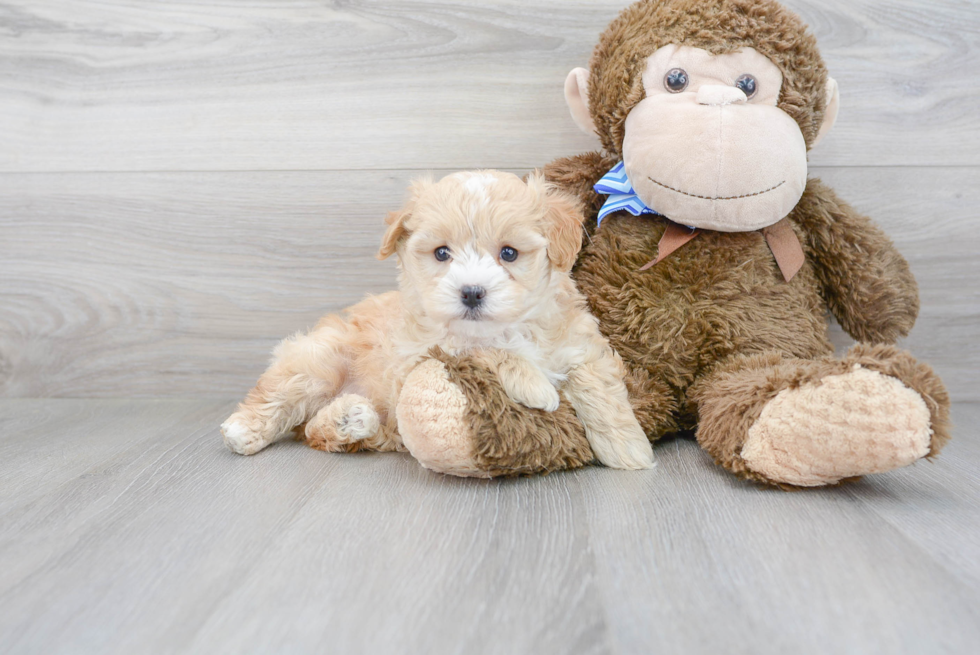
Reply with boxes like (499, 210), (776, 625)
(529, 170), (586, 271)
(378, 178), (430, 260)
(811, 77), (840, 148)
(564, 67), (598, 137)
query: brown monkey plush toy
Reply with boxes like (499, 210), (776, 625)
(395, 0), (951, 488)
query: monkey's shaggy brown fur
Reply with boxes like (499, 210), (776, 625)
(547, 178), (947, 487)
(401, 0), (951, 487)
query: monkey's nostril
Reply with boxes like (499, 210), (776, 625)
(460, 285), (486, 309)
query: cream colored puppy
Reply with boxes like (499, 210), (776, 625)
(221, 171), (654, 470)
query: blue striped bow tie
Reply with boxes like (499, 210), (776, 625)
(594, 161), (661, 227)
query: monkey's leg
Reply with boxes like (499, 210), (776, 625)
(222, 321), (351, 455)
(690, 345), (950, 489)
(396, 350), (594, 477)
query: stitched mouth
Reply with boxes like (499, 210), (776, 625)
(648, 177), (785, 201)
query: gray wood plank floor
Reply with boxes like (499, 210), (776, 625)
(1, 400), (978, 655)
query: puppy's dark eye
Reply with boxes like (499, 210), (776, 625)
(664, 68), (689, 93)
(500, 246), (518, 262)
(735, 74), (758, 99)
(434, 246), (451, 262)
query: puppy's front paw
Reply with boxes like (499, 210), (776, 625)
(492, 354), (561, 412)
(221, 417), (269, 456)
(507, 381), (561, 412)
(590, 426), (655, 470)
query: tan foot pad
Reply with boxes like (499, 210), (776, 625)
(741, 366), (932, 486)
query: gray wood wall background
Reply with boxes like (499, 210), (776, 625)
(1, 0), (978, 401)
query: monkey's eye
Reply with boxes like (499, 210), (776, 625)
(434, 246), (451, 262)
(664, 68), (689, 93)
(735, 74), (758, 99)
(499, 246), (518, 263)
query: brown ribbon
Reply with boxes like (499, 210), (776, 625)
(638, 222), (700, 271)
(762, 217), (805, 282)
(638, 217), (804, 282)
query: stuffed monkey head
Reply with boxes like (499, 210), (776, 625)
(565, 0), (840, 232)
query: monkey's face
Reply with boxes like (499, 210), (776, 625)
(565, 43), (839, 233)
(622, 45), (806, 232)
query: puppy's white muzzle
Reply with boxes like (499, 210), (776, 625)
(435, 246), (510, 321)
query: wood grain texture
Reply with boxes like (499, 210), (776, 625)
(0, 170), (403, 398)
(2, 167), (977, 400)
(0, 0), (978, 172)
(0, 398), (977, 654)
(579, 433), (980, 654)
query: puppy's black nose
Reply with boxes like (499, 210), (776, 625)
(461, 285), (486, 309)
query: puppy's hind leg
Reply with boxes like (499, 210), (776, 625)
(563, 355), (655, 470)
(223, 320), (350, 455)
(304, 394), (395, 453)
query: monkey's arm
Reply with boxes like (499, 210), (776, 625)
(543, 152), (619, 234)
(792, 178), (919, 344)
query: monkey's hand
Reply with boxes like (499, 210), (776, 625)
(792, 178), (919, 344)
(542, 152), (620, 234)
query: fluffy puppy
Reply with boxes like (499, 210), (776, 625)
(221, 171), (654, 470)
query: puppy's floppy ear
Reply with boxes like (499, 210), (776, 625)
(377, 208), (409, 260)
(527, 171), (586, 272)
(377, 177), (431, 260)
